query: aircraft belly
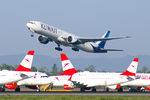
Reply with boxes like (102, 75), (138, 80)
(76, 43), (93, 52)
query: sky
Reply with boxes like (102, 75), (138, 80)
(0, 0), (150, 59)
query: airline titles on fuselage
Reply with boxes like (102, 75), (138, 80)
(41, 23), (57, 34)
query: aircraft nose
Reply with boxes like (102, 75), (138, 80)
(26, 23), (31, 28)
(26, 22), (35, 33)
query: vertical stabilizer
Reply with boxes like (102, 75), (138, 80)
(14, 51), (34, 71)
(120, 58), (138, 76)
(59, 53), (78, 75)
(96, 30), (110, 48)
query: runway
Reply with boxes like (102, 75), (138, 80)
(0, 91), (150, 96)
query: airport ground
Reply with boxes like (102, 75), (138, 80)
(0, 95), (150, 100)
(1, 88), (150, 100)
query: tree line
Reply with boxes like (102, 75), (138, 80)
(0, 64), (149, 75)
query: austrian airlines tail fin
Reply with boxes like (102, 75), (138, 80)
(14, 51), (34, 72)
(120, 58), (138, 76)
(96, 30), (110, 48)
(59, 53), (78, 75)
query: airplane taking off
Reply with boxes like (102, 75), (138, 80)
(26, 21), (129, 53)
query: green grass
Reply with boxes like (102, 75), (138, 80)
(0, 95), (149, 100)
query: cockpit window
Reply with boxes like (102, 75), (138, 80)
(28, 22), (34, 24)
(41, 76), (48, 78)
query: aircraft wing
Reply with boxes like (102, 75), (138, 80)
(78, 36), (130, 43)
(16, 73), (34, 82)
(71, 80), (97, 88)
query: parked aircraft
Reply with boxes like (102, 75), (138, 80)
(59, 53), (138, 92)
(26, 21), (129, 53)
(60, 54), (150, 92)
(113, 73), (150, 92)
(0, 51), (35, 92)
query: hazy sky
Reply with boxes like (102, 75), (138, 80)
(0, 0), (150, 58)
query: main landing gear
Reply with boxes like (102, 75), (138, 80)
(0, 86), (5, 92)
(15, 86), (20, 92)
(72, 48), (79, 52)
(55, 44), (62, 51)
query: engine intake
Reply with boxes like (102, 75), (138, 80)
(5, 82), (17, 89)
(38, 36), (49, 44)
(67, 36), (78, 44)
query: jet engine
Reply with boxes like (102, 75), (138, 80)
(63, 82), (74, 90)
(64, 84), (73, 90)
(67, 36), (78, 44)
(146, 86), (150, 90)
(5, 82), (17, 89)
(38, 36), (50, 44)
(107, 84), (121, 90)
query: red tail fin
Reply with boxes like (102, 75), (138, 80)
(14, 51), (34, 71)
(120, 58), (138, 76)
(59, 53), (78, 75)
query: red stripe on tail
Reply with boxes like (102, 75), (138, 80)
(120, 70), (135, 76)
(133, 58), (138, 62)
(14, 65), (31, 71)
(27, 51), (34, 55)
(59, 68), (78, 75)
(61, 53), (69, 61)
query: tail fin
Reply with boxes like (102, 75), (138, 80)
(96, 30), (110, 48)
(120, 58), (138, 76)
(14, 51), (34, 72)
(59, 53), (78, 75)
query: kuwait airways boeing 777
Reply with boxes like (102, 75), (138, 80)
(26, 21), (129, 53)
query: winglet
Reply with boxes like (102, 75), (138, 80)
(14, 51), (34, 72)
(59, 53), (78, 75)
(120, 58), (138, 76)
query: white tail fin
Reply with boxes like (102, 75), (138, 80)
(59, 53), (78, 75)
(14, 51), (34, 72)
(120, 58), (138, 76)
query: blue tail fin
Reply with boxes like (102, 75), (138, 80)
(96, 30), (110, 48)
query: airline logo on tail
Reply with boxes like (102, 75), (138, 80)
(120, 58), (138, 76)
(96, 30), (110, 48)
(14, 51), (34, 72)
(59, 53), (78, 75)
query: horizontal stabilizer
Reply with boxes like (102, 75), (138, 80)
(101, 48), (124, 51)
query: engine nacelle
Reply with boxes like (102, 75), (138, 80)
(67, 36), (78, 44)
(107, 84), (121, 90)
(64, 84), (71, 89)
(5, 82), (17, 89)
(38, 36), (49, 44)
(63, 82), (74, 90)
(146, 86), (150, 90)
